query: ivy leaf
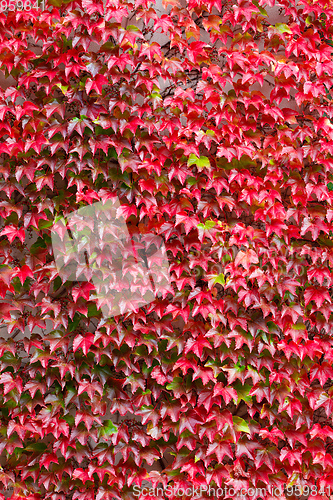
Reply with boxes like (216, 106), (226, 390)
(99, 420), (117, 438)
(187, 154), (211, 171)
(274, 23), (292, 34)
(0, 225), (25, 244)
(233, 382), (253, 404)
(233, 416), (250, 434)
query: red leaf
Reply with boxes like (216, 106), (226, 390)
(234, 249), (259, 270)
(73, 334), (94, 355)
(304, 287), (331, 308)
(77, 379), (103, 399)
(0, 373), (22, 395)
(40, 453), (59, 470)
(207, 442), (233, 462)
(85, 74), (109, 95)
(184, 335), (211, 358)
(0, 225), (25, 243)
(14, 264), (34, 284)
(72, 282), (96, 302)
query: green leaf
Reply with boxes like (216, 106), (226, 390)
(126, 25), (141, 32)
(197, 220), (216, 230)
(99, 420), (117, 438)
(12, 276), (22, 293)
(328, 182), (333, 191)
(166, 377), (183, 391)
(24, 442), (48, 453)
(258, 5), (267, 15)
(88, 303), (99, 317)
(94, 125), (114, 136)
(13, 447), (24, 458)
(187, 154), (211, 171)
(274, 23), (292, 34)
(38, 219), (53, 229)
(213, 273), (225, 286)
(233, 382), (252, 404)
(108, 147), (118, 160)
(252, 0), (267, 15)
(100, 41), (115, 51)
(187, 176), (197, 186)
(68, 313), (80, 332)
(0, 351), (18, 365)
(232, 416), (250, 434)
(63, 414), (75, 426)
(56, 83), (69, 95)
(53, 276), (62, 291)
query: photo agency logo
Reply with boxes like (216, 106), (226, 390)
(51, 197), (172, 318)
